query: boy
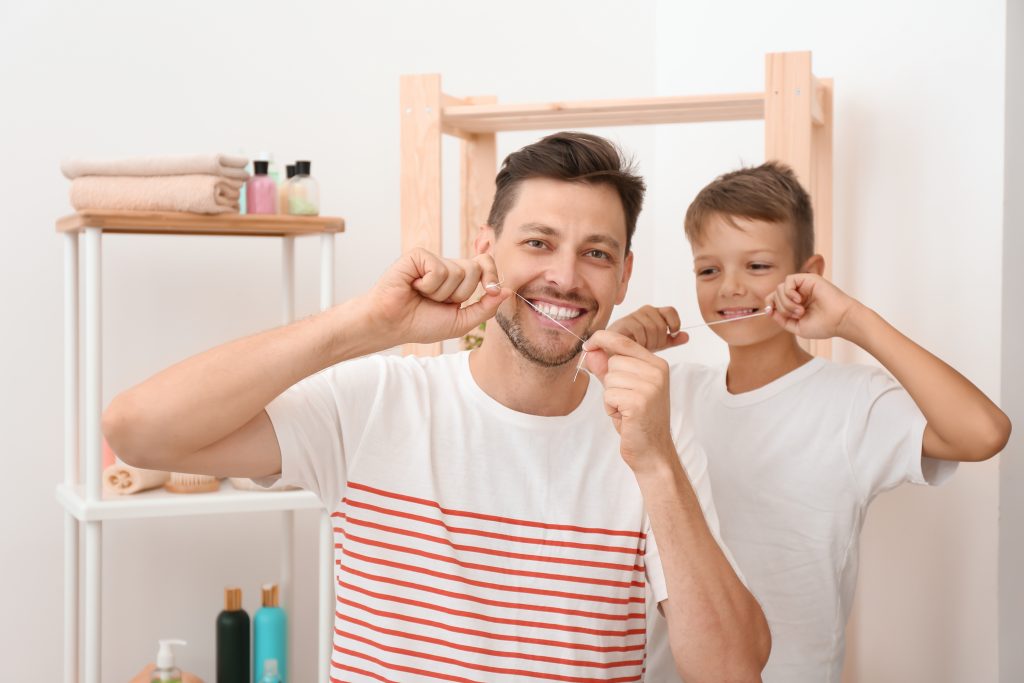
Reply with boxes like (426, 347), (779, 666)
(610, 162), (1010, 682)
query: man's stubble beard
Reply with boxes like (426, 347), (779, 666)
(495, 308), (589, 368)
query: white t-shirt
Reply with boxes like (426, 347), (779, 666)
(261, 350), (727, 683)
(647, 357), (957, 683)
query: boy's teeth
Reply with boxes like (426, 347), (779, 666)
(534, 302), (582, 321)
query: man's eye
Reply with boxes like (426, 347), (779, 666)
(525, 239), (546, 249)
(586, 249), (611, 260)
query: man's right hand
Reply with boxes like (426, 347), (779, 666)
(607, 305), (689, 353)
(364, 248), (512, 347)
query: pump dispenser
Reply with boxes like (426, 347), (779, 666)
(151, 639), (186, 683)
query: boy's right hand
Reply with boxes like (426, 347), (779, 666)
(362, 248), (512, 347)
(607, 305), (690, 352)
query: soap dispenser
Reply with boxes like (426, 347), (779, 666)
(151, 639), (186, 683)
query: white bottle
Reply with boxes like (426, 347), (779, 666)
(150, 639), (186, 682)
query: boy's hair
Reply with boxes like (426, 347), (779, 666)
(487, 131), (646, 254)
(684, 161), (814, 266)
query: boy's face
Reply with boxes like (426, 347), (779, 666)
(691, 213), (798, 348)
(477, 177), (633, 367)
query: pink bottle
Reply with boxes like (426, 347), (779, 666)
(245, 160), (278, 214)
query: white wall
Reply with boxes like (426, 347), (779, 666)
(0, 2), (659, 680)
(652, 1), (1006, 681)
(0, 1), (1012, 681)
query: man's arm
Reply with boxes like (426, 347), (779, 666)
(767, 274), (1011, 462)
(583, 331), (770, 682)
(102, 249), (510, 477)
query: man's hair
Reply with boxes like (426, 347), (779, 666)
(684, 161), (814, 266)
(487, 131), (646, 254)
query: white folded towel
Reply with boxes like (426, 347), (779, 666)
(61, 153), (250, 181)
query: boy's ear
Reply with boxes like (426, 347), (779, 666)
(802, 253), (825, 276)
(474, 225), (496, 256)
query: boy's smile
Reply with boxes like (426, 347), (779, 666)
(692, 214), (797, 347)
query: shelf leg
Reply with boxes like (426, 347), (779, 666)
(319, 510), (334, 683)
(83, 227), (102, 502)
(63, 231), (80, 683)
(282, 236), (295, 324)
(84, 521), (102, 683)
(280, 510), (295, 681)
(319, 232), (334, 311)
(64, 514), (79, 683)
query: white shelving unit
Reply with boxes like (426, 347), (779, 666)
(57, 210), (345, 683)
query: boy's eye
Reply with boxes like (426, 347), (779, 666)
(749, 262), (772, 271)
(695, 266), (718, 277)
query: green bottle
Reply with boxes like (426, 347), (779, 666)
(217, 587), (250, 683)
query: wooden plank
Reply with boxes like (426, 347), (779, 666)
(811, 78), (834, 359)
(55, 210), (344, 236)
(400, 74), (444, 357)
(442, 92), (765, 133)
(460, 96), (498, 259)
(765, 51), (814, 186)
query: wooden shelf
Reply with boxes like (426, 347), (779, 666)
(441, 92), (766, 134)
(56, 480), (322, 522)
(56, 210), (345, 237)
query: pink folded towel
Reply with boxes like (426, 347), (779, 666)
(61, 153), (250, 180)
(69, 175), (243, 214)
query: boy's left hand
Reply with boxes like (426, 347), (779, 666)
(582, 330), (676, 471)
(767, 273), (863, 340)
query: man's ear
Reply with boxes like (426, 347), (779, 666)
(475, 225), (496, 256)
(615, 251), (635, 305)
(802, 253), (825, 276)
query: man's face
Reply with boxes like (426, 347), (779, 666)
(478, 177), (633, 367)
(692, 214), (798, 348)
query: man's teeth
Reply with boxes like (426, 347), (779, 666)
(533, 302), (582, 321)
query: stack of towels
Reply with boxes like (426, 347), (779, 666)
(61, 153), (250, 214)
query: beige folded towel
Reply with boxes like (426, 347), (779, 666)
(103, 460), (170, 497)
(70, 175), (243, 214)
(61, 153), (249, 180)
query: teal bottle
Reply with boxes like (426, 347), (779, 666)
(253, 584), (287, 683)
(216, 587), (249, 683)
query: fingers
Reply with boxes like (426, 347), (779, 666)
(411, 251), (490, 304)
(607, 305), (682, 352)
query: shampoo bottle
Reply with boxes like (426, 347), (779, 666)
(150, 639), (186, 683)
(277, 164), (297, 214)
(217, 587), (250, 683)
(246, 161), (278, 215)
(258, 658), (282, 683)
(253, 584), (287, 682)
(287, 160), (319, 215)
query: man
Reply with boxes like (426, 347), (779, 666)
(104, 132), (769, 682)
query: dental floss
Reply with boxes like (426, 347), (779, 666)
(485, 281), (590, 381)
(669, 305), (773, 336)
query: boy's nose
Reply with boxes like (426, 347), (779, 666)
(721, 271), (747, 296)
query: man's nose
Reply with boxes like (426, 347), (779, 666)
(544, 250), (580, 291)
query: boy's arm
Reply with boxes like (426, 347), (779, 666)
(102, 249), (510, 478)
(768, 273), (1011, 462)
(583, 331), (770, 682)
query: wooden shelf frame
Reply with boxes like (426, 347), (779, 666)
(58, 211), (342, 683)
(400, 51), (833, 357)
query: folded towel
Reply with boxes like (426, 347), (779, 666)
(61, 153), (249, 180)
(69, 175), (243, 214)
(102, 460), (170, 497)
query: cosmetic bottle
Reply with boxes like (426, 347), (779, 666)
(150, 639), (186, 683)
(217, 587), (250, 683)
(258, 659), (282, 683)
(246, 161), (278, 214)
(287, 160), (319, 215)
(277, 164), (297, 214)
(253, 584), (287, 682)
